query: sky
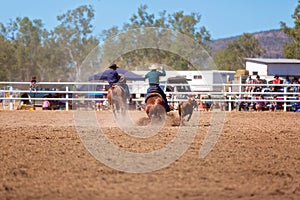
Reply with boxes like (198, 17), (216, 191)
(0, 0), (298, 40)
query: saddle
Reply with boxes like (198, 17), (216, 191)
(147, 85), (160, 93)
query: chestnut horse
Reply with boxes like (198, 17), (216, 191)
(107, 85), (127, 117)
(145, 92), (166, 123)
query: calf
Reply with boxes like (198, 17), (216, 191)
(178, 97), (194, 125)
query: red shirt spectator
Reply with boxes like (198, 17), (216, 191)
(273, 75), (281, 84)
(272, 75), (281, 92)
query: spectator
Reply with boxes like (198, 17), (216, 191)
(102, 98), (109, 110)
(293, 96), (300, 112)
(42, 99), (51, 110)
(255, 95), (266, 111)
(283, 76), (292, 92)
(238, 94), (249, 111)
(245, 76), (253, 93)
(269, 95), (277, 112)
(233, 94), (240, 111)
(253, 75), (263, 93)
(205, 95), (213, 110)
(95, 99), (103, 111)
(292, 78), (298, 93)
(271, 75), (281, 92)
(30, 76), (37, 91)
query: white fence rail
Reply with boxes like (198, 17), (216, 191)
(1, 82), (300, 111)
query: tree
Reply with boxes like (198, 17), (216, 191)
(0, 34), (15, 81)
(0, 5), (99, 82)
(100, 5), (211, 70)
(280, 0), (300, 59)
(0, 17), (49, 81)
(0, 4), (212, 82)
(213, 33), (265, 71)
(53, 5), (99, 81)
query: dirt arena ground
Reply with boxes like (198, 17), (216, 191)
(0, 109), (299, 200)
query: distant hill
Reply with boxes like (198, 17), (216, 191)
(209, 29), (292, 58)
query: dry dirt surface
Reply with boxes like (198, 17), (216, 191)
(0, 110), (300, 200)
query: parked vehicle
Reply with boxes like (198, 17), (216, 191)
(160, 76), (192, 100)
(28, 87), (58, 98)
(159, 76), (192, 110)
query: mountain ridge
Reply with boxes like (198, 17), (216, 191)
(209, 29), (291, 58)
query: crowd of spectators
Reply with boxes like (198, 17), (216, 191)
(235, 75), (300, 112)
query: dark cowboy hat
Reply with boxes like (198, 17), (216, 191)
(109, 64), (118, 69)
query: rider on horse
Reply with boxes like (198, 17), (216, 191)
(106, 64), (120, 88)
(105, 64), (130, 99)
(145, 64), (171, 112)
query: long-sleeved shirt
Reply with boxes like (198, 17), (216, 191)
(145, 68), (166, 85)
(101, 69), (119, 84)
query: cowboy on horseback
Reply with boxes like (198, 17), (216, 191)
(106, 64), (120, 88)
(145, 64), (171, 112)
(105, 64), (130, 99)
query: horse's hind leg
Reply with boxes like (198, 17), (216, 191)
(111, 103), (119, 118)
(187, 113), (192, 122)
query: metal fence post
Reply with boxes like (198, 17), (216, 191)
(9, 86), (13, 110)
(66, 86), (69, 111)
(283, 89), (287, 112)
(228, 86), (232, 111)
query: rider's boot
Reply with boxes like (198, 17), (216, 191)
(165, 103), (171, 112)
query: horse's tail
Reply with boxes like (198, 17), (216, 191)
(113, 85), (123, 96)
(149, 98), (164, 116)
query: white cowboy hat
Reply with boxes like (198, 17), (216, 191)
(149, 64), (157, 70)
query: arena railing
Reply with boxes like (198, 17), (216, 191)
(0, 82), (299, 111)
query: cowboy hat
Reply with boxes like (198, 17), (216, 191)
(109, 64), (118, 69)
(149, 64), (157, 70)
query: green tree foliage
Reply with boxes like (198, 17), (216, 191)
(213, 33), (265, 71)
(0, 4), (211, 82)
(0, 17), (49, 81)
(100, 5), (211, 70)
(0, 34), (15, 81)
(0, 5), (98, 82)
(280, 0), (300, 59)
(53, 5), (99, 81)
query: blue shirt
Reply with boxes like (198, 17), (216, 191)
(102, 69), (119, 84)
(145, 69), (166, 85)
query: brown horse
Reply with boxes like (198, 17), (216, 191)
(178, 97), (194, 125)
(145, 92), (166, 123)
(107, 85), (127, 117)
